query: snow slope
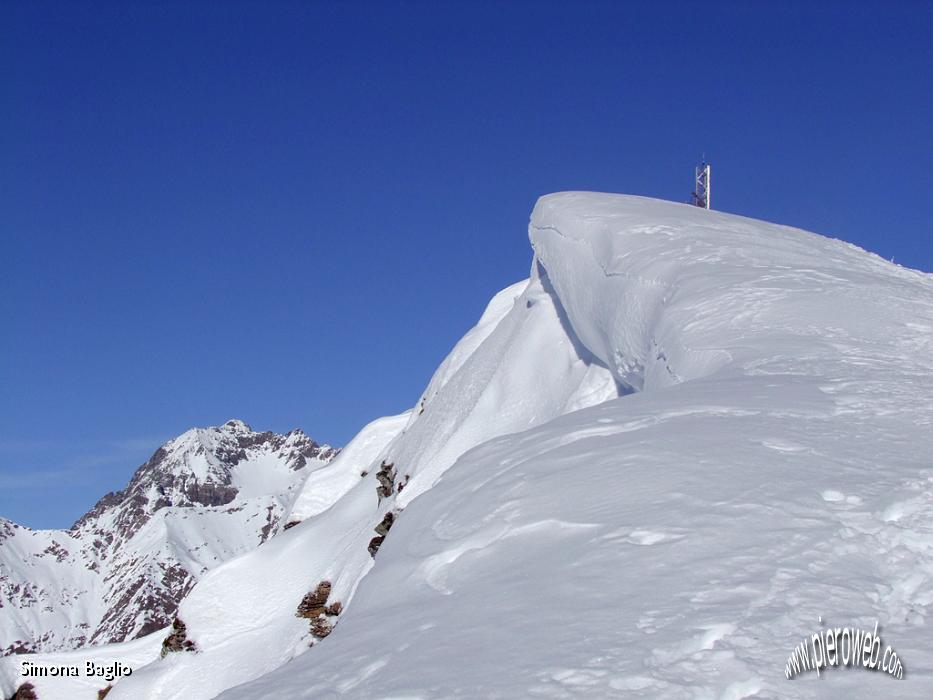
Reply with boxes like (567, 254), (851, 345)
(7, 193), (933, 699)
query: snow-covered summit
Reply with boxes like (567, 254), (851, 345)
(6, 193), (933, 699)
(531, 192), (932, 393)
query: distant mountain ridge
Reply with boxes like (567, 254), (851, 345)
(0, 420), (338, 655)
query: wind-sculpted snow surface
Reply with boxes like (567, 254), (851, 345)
(529, 193), (932, 396)
(226, 375), (933, 699)
(12, 193), (933, 699)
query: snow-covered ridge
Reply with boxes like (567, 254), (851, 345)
(530, 192), (932, 396)
(7, 193), (933, 699)
(0, 420), (337, 657)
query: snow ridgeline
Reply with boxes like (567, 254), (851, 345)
(6, 193), (933, 699)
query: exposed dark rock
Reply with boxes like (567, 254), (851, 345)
(375, 461), (396, 500)
(369, 508), (400, 557)
(0, 518), (20, 543)
(296, 581), (341, 639)
(97, 685), (113, 699)
(183, 482), (238, 508)
(41, 542), (70, 562)
(397, 474), (411, 493)
(311, 616), (334, 638)
(374, 512), (395, 537)
(259, 505), (277, 543)
(160, 617), (196, 657)
(367, 536), (385, 558)
(296, 581), (332, 619)
(2, 642), (32, 656)
(282, 520), (301, 531)
(10, 683), (38, 700)
(135, 617), (166, 639)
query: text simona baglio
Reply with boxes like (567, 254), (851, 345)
(21, 661), (132, 682)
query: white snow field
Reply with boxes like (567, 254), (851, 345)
(6, 193), (933, 699)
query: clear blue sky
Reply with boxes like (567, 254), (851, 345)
(2, 1), (931, 529)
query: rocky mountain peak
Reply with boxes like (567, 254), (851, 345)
(71, 421), (337, 535)
(0, 421), (340, 656)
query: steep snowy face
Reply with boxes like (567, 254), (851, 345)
(0, 420), (337, 656)
(389, 271), (623, 505)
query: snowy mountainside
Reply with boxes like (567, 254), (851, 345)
(218, 194), (933, 699)
(6, 193), (933, 699)
(0, 420), (337, 656)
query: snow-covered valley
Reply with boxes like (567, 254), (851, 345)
(3, 193), (932, 699)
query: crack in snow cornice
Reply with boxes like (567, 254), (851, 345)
(529, 223), (675, 290)
(529, 222), (682, 389)
(529, 220), (737, 390)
